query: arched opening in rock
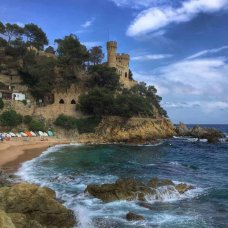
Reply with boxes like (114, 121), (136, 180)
(59, 99), (65, 104)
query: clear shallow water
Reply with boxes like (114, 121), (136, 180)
(17, 125), (228, 228)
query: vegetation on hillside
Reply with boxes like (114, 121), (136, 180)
(0, 110), (22, 128)
(0, 98), (4, 109)
(55, 114), (101, 133)
(0, 21), (167, 119)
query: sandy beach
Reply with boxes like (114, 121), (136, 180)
(0, 138), (70, 172)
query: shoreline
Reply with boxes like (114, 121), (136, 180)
(0, 138), (70, 173)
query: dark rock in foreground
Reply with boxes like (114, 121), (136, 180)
(0, 183), (76, 228)
(126, 212), (144, 221)
(85, 178), (194, 202)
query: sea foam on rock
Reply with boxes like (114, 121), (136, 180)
(85, 178), (194, 203)
(0, 183), (76, 228)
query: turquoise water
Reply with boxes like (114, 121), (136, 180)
(17, 125), (228, 228)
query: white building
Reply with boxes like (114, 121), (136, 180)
(12, 93), (26, 101)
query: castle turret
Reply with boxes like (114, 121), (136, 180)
(107, 41), (117, 68)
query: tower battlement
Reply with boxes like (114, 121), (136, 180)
(107, 41), (135, 88)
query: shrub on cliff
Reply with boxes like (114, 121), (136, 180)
(54, 114), (101, 133)
(78, 88), (115, 116)
(74, 117), (101, 133)
(55, 114), (78, 130)
(86, 65), (120, 90)
(0, 98), (4, 109)
(28, 119), (45, 131)
(23, 115), (33, 124)
(0, 110), (22, 127)
(78, 87), (155, 117)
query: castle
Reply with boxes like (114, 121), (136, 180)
(107, 41), (136, 88)
(0, 41), (137, 120)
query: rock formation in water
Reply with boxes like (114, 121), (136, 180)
(126, 212), (145, 221)
(0, 183), (76, 228)
(175, 122), (225, 143)
(85, 178), (194, 202)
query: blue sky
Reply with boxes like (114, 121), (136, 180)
(1, 0), (228, 124)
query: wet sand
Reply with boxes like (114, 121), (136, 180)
(0, 138), (70, 172)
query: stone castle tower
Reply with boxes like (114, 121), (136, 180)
(107, 41), (135, 88)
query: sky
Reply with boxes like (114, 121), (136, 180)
(0, 0), (228, 124)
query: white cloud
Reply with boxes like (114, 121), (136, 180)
(109, 0), (163, 9)
(133, 56), (228, 114)
(127, 0), (228, 37)
(186, 46), (228, 59)
(132, 54), (172, 61)
(163, 101), (228, 111)
(81, 17), (95, 28)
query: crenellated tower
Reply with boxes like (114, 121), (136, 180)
(107, 41), (117, 68)
(106, 41), (136, 88)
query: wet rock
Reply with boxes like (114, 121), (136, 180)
(147, 178), (174, 188)
(85, 178), (155, 202)
(0, 169), (12, 187)
(126, 212), (144, 221)
(175, 183), (194, 194)
(207, 136), (220, 144)
(86, 177), (192, 203)
(190, 126), (224, 142)
(176, 122), (189, 136)
(0, 183), (76, 227)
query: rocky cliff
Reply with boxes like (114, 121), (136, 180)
(79, 116), (175, 144)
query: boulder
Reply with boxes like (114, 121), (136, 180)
(147, 178), (174, 188)
(190, 126), (224, 141)
(126, 212), (144, 221)
(176, 122), (189, 136)
(0, 169), (12, 187)
(0, 183), (76, 228)
(0, 210), (15, 228)
(85, 178), (155, 202)
(175, 183), (194, 194)
(86, 178), (192, 202)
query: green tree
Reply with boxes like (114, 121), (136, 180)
(28, 119), (45, 131)
(5, 38), (27, 57)
(0, 37), (7, 48)
(0, 98), (4, 109)
(55, 34), (89, 66)
(24, 23), (48, 50)
(2, 23), (23, 44)
(0, 110), (22, 127)
(89, 46), (104, 65)
(78, 88), (115, 116)
(86, 65), (120, 90)
(0, 22), (5, 34)
(54, 114), (78, 130)
(129, 69), (133, 80)
(19, 53), (57, 100)
(45, 46), (55, 54)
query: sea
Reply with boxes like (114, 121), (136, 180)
(17, 125), (228, 228)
